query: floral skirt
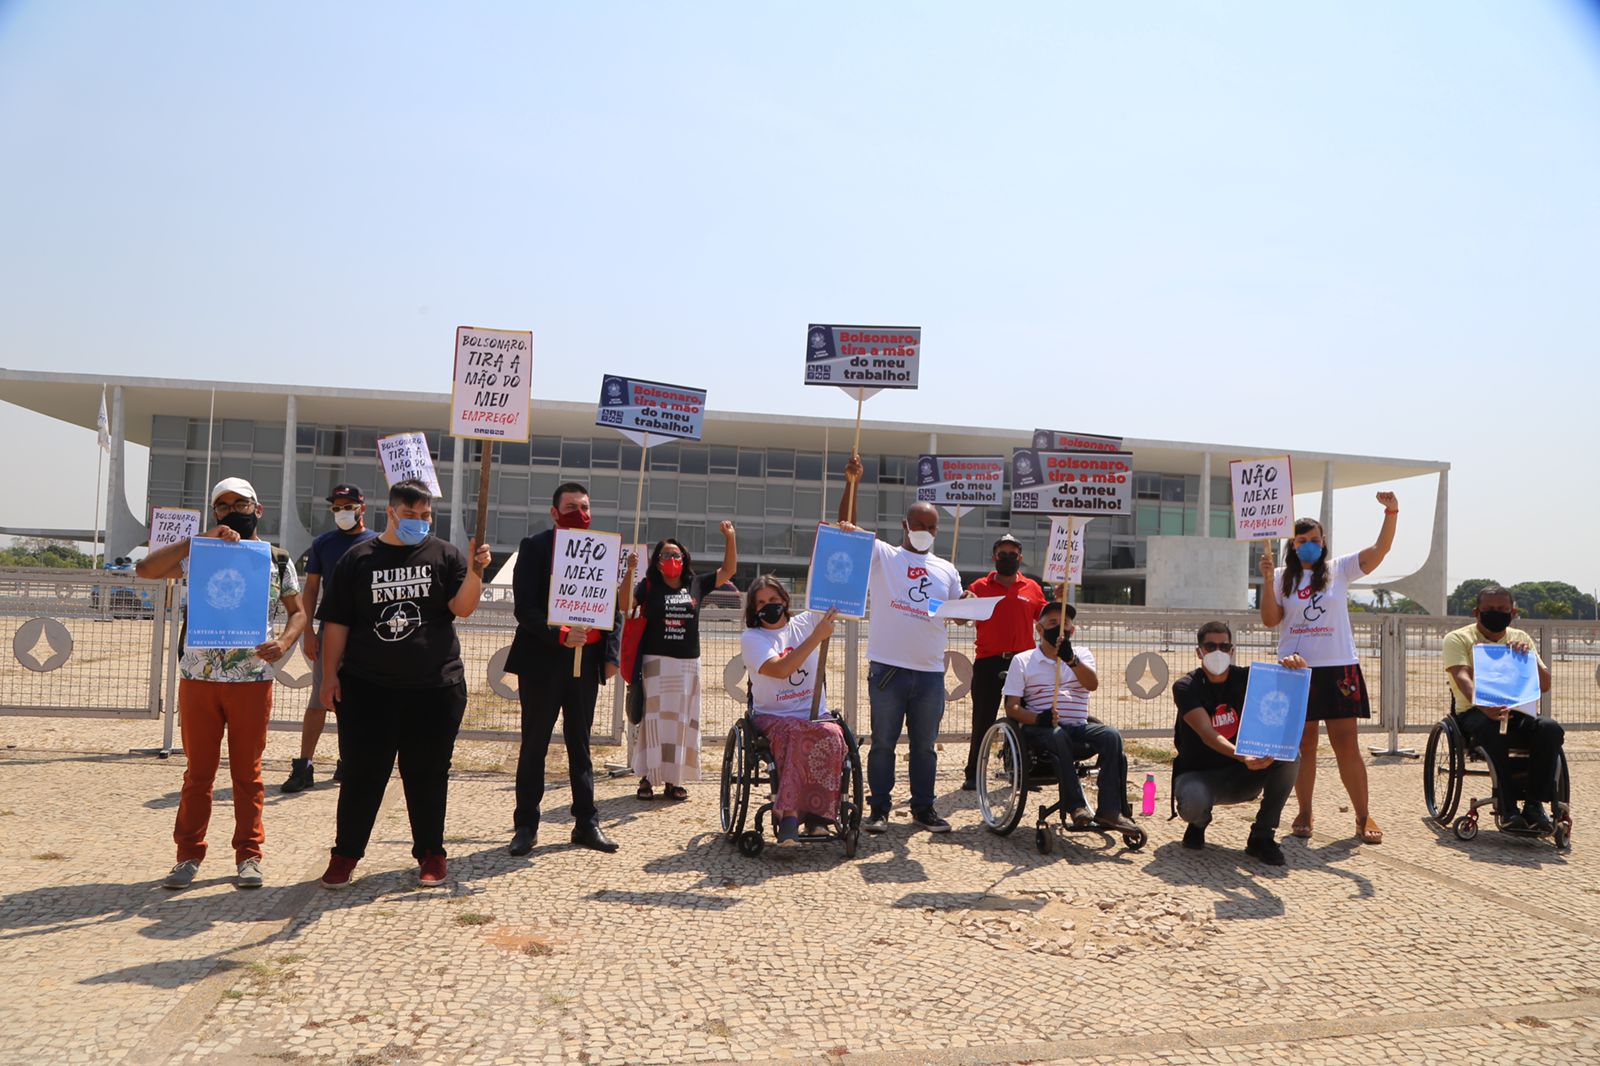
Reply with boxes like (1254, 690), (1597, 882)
(754, 714), (846, 821)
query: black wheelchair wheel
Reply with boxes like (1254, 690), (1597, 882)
(738, 830), (764, 857)
(1035, 825), (1053, 854)
(977, 721), (1028, 836)
(719, 721), (751, 839)
(1453, 815), (1478, 841)
(838, 720), (864, 834)
(1423, 720), (1463, 826)
(843, 828), (860, 858)
(1122, 828), (1148, 851)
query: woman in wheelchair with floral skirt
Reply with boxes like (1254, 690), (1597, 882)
(740, 576), (845, 847)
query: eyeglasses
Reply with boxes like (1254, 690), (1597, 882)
(212, 500), (255, 516)
(995, 552), (1021, 561)
(1200, 641), (1233, 653)
(330, 504), (361, 513)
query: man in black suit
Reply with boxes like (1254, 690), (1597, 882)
(506, 481), (622, 855)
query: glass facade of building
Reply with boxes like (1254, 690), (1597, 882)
(144, 416), (1262, 604)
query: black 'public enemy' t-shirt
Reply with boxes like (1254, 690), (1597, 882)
(1172, 665), (1252, 775)
(638, 571), (719, 660)
(318, 535), (469, 689)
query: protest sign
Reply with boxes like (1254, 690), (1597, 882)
(618, 543), (648, 589)
(805, 524), (875, 619)
(1472, 644), (1542, 712)
(596, 375), (706, 441)
(150, 508), (202, 550)
(451, 326), (533, 442)
(1030, 428), (1125, 454)
(926, 596), (1000, 622)
(1230, 456), (1293, 541)
(1042, 517), (1090, 585)
(803, 324), (921, 391)
(1235, 663), (1313, 760)
(185, 537), (272, 650)
(915, 454), (1005, 507)
(1010, 449), (1134, 516)
(378, 432), (442, 498)
(548, 529), (622, 631)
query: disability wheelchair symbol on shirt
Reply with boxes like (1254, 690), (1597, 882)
(1301, 591), (1327, 622)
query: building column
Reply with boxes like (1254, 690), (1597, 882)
(1386, 468), (1449, 616)
(278, 395), (312, 560)
(1198, 451), (1212, 537)
(1319, 461), (1335, 544)
(104, 384), (147, 558)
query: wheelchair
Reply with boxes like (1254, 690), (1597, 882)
(1423, 706), (1572, 851)
(718, 707), (864, 859)
(975, 716), (1147, 853)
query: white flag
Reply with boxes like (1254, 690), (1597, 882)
(95, 388), (111, 453)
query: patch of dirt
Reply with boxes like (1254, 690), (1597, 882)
(930, 890), (1217, 961)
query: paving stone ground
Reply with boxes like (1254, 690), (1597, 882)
(1, 716), (1595, 1065)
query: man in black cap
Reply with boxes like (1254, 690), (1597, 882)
(282, 483), (376, 793)
(959, 534), (1047, 790)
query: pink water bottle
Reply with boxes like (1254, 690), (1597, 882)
(1140, 774), (1157, 817)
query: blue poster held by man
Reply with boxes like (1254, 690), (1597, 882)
(1235, 663), (1313, 761)
(185, 537), (273, 649)
(805, 524), (875, 618)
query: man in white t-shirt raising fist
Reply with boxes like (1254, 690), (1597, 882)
(1003, 602), (1139, 833)
(841, 454), (963, 835)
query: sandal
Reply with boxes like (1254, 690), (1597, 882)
(1357, 816), (1383, 844)
(636, 778), (654, 801)
(1290, 815), (1313, 839)
(665, 784), (689, 801)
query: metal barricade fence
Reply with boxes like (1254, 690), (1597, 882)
(0, 567), (167, 719)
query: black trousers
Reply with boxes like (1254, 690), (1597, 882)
(964, 653), (1016, 780)
(1457, 707), (1565, 806)
(333, 674), (466, 860)
(513, 643), (604, 832)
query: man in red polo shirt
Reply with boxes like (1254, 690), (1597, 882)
(961, 533), (1047, 790)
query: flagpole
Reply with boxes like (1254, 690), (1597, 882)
(92, 448), (104, 569)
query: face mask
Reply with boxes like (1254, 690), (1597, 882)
(555, 509), (591, 531)
(395, 518), (430, 546)
(333, 510), (359, 531)
(1295, 541), (1324, 565)
(757, 602), (786, 625)
(659, 557), (684, 579)
(905, 528), (935, 552)
(1041, 626), (1062, 649)
(220, 511), (258, 538)
(1202, 650), (1232, 675)
(994, 555), (1021, 577)
(1478, 609), (1512, 633)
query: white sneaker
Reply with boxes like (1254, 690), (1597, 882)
(163, 859), (200, 890)
(235, 858), (264, 889)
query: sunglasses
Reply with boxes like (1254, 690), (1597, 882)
(1200, 641), (1233, 653)
(330, 503), (361, 513)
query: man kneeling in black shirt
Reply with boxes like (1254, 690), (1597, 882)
(315, 478), (491, 890)
(1172, 620), (1307, 867)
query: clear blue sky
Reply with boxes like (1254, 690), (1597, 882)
(2, 2), (1598, 600)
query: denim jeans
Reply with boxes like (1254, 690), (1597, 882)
(1020, 719), (1127, 820)
(867, 662), (947, 813)
(1175, 758), (1299, 831)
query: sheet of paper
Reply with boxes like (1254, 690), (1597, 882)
(925, 596), (1000, 622)
(1472, 644), (1541, 710)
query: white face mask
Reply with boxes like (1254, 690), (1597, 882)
(333, 510), (359, 530)
(905, 528), (935, 553)
(1202, 650), (1232, 675)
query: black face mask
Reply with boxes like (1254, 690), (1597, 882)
(1478, 609), (1512, 633)
(1041, 625), (1062, 648)
(994, 555), (1021, 577)
(756, 602), (786, 625)
(220, 511), (258, 538)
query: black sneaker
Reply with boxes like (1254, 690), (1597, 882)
(960, 775), (976, 792)
(911, 807), (952, 833)
(1182, 823), (1206, 850)
(1245, 827), (1285, 866)
(331, 760), (343, 783)
(1501, 810), (1531, 832)
(862, 809), (890, 834)
(1523, 802), (1554, 835)
(280, 759), (314, 794)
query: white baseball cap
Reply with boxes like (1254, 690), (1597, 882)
(210, 477), (258, 505)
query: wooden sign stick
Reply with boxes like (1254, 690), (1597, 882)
(951, 508), (961, 562)
(603, 432), (652, 679)
(809, 638), (829, 722)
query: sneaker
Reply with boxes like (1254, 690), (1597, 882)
(1245, 827), (1286, 866)
(163, 859), (200, 890)
(862, 808), (890, 834)
(280, 759), (314, 794)
(235, 858), (264, 889)
(776, 816), (800, 847)
(911, 807), (952, 833)
(320, 855), (358, 890)
(959, 775), (976, 792)
(331, 760), (343, 783)
(1500, 811), (1531, 832)
(418, 854), (447, 887)
(1523, 802), (1554, 835)
(1182, 823), (1206, 850)
(1093, 811), (1140, 833)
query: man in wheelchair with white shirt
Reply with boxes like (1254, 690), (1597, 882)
(1002, 601), (1139, 834)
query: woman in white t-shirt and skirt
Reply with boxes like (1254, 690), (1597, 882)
(1259, 492), (1399, 845)
(740, 576), (846, 847)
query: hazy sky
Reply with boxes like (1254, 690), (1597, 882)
(1, 2), (1597, 598)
